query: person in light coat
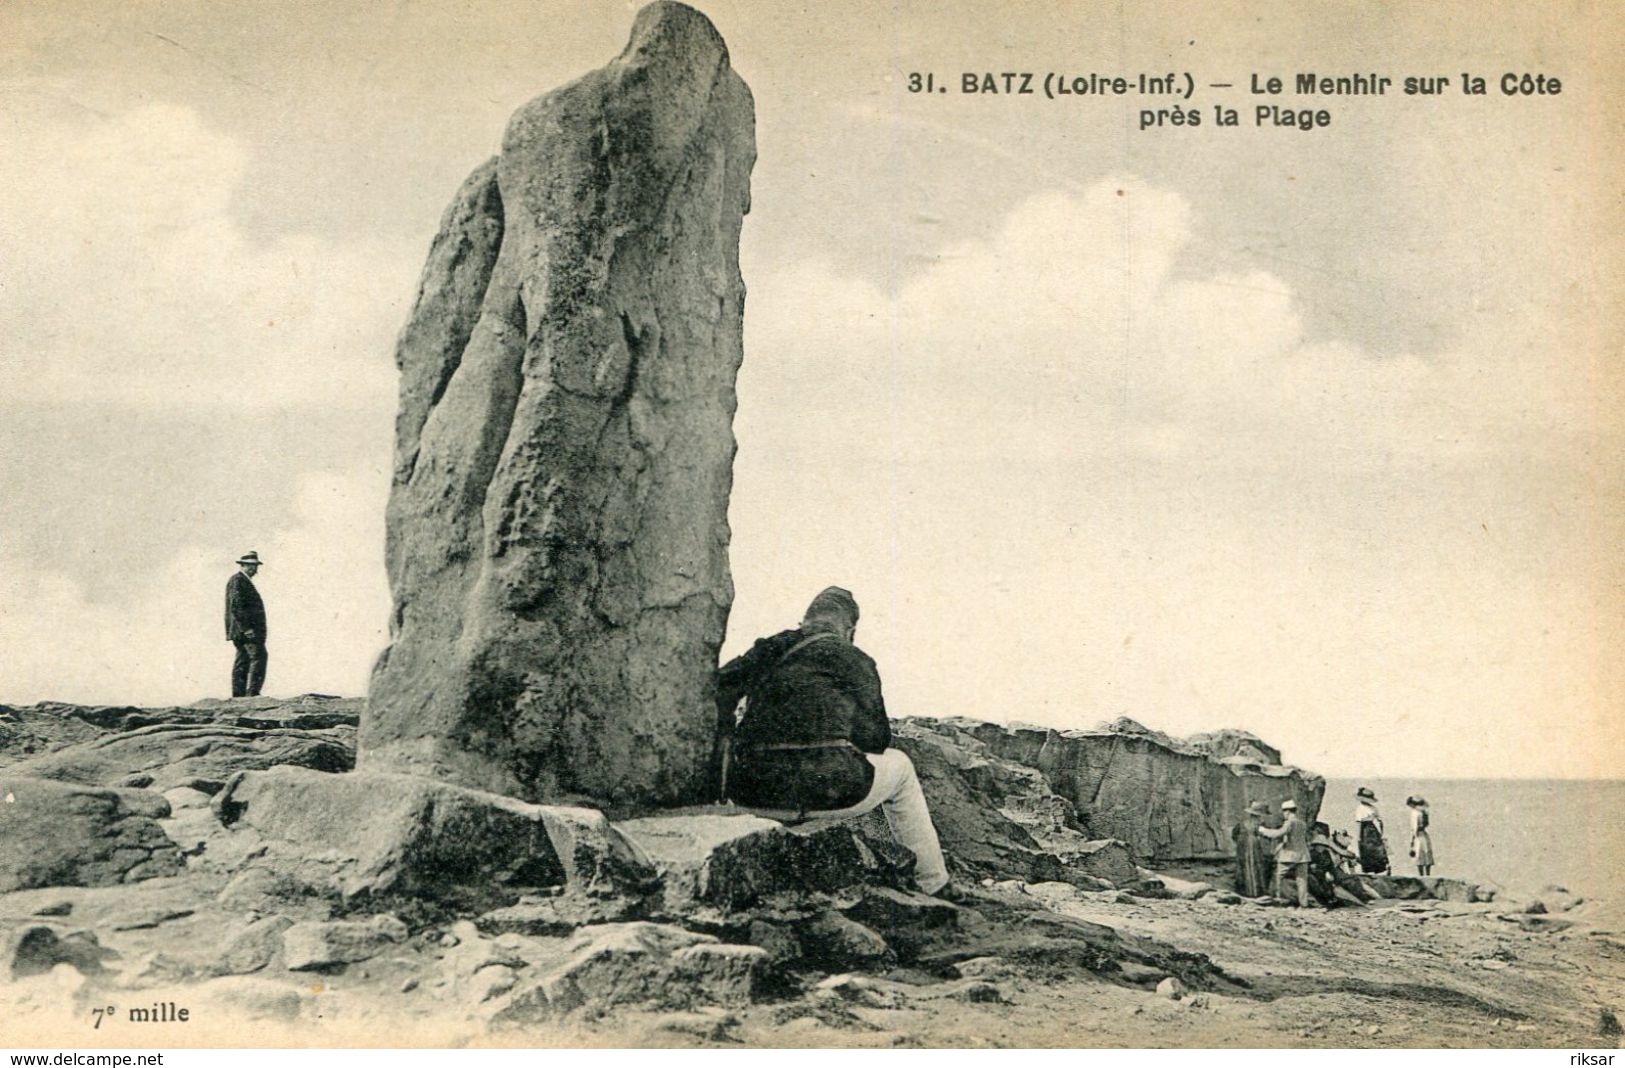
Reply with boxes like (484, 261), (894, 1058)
(1258, 799), (1310, 907)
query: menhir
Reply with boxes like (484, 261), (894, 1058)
(363, 1), (756, 806)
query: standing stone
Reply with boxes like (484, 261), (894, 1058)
(364, 2), (756, 806)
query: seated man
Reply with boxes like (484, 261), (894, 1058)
(716, 586), (950, 895)
(1309, 820), (1372, 907)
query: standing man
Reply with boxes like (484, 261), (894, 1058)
(225, 551), (268, 698)
(1258, 798), (1311, 907)
(716, 586), (951, 896)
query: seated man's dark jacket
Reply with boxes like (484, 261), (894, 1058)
(718, 627), (890, 811)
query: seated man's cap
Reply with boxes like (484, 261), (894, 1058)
(803, 586), (859, 626)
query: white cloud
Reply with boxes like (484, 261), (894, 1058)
(0, 465), (390, 706)
(727, 177), (1621, 778)
(0, 100), (416, 410)
(741, 178), (1512, 472)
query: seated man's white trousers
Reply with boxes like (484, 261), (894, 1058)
(797, 749), (949, 894)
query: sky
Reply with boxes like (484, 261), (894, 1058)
(1, 0), (1620, 780)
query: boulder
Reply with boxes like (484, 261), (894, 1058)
(668, 943), (771, 1006)
(1140, 870), (1215, 901)
(834, 885), (962, 965)
(209, 916), (295, 976)
(743, 920), (801, 967)
(1184, 729), (1282, 765)
(187, 976), (305, 1022)
(489, 922), (750, 1023)
(949, 979), (1007, 1004)
(1418, 877), (1484, 904)
(652, 1008), (741, 1042)
(0, 775), (182, 890)
(812, 972), (906, 1009)
(839, 885), (961, 935)
(208, 766), (653, 911)
(1070, 840), (1140, 885)
(363, 0), (757, 808)
(798, 911), (895, 971)
(0, 705), (107, 766)
(5, 924), (116, 979)
(7, 722), (353, 794)
(476, 893), (646, 936)
(947, 717), (1325, 861)
(281, 915), (408, 971)
(614, 812), (908, 910)
(873, 720), (1147, 885)
(466, 965), (521, 1003)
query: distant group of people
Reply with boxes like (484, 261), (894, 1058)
(1233, 787), (1438, 907)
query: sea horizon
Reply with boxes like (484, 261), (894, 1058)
(1321, 776), (1622, 910)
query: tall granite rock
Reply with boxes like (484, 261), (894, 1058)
(364, 2), (756, 806)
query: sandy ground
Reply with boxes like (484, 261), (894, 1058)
(2, 871), (1621, 1050)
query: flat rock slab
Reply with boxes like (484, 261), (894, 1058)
(476, 894), (645, 937)
(0, 706), (107, 767)
(1367, 875), (1489, 903)
(0, 776), (181, 891)
(8, 723), (353, 794)
(1, 697), (362, 756)
(209, 767), (652, 911)
(614, 813), (908, 911)
(282, 915), (409, 971)
(1067, 840), (1139, 885)
(489, 922), (767, 1023)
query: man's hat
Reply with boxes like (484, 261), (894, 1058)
(1245, 801), (1271, 817)
(1356, 786), (1377, 801)
(236, 551), (264, 566)
(803, 586), (859, 626)
(1405, 795), (1427, 808)
(1281, 799), (1299, 811)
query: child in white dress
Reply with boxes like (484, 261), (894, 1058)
(1406, 795), (1435, 876)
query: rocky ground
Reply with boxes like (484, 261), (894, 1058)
(1, 696), (1620, 1049)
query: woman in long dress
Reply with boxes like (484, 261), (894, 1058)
(1407, 795), (1435, 876)
(1233, 800), (1273, 897)
(1354, 786), (1390, 874)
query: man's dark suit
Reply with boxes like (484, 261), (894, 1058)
(225, 571), (268, 697)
